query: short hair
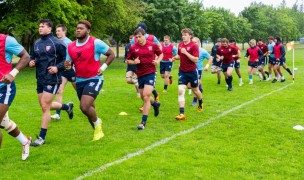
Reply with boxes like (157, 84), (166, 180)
(129, 35), (134, 39)
(192, 37), (201, 46)
(39, 19), (53, 29)
(249, 39), (256, 45)
(257, 38), (263, 42)
(268, 36), (274, 40)
(134, 28), (146, 36)
(221, 38), (229, 43)
(56, 24), (67, 32)
(164, 35), (170, 40)
(78, 20), (92, 30)
(229, 38), (236, 43)
(181, 28), (194, 37)
(275, 36), (281, 42)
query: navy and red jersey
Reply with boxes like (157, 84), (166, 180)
(161, 43), (174, 60)
(178, 41), (199, 72)
(258, 43), (268, 55)
(273, 43), (285, 59)
(127, 41), (162, 77)
(216, 45), (238, 64)
(245, 46), (263, 63)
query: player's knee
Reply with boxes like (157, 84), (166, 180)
(0, 117), (17, 133)
(80, 104), (89, 114)
(131, 76), (138, 84)
(178, 85), (186, 102)
(126, 76), (133, 84)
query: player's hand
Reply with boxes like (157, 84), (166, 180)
(97, 68), (103, 76)
(64, 60), (72, 70)
(1, 74), (15, 84)
(255, 59), (259, 62)
(169, 57), (175, 62)
(203, 67), (208, 71)
(181, 48), (187, 54)
(134, 57), (140, 64)
(48, 66), (58, 74)
(236, 60), (240, 63)
(152, 59), (159, 66)
(276, 58), (280, 61)
(29, 60), (36, 67)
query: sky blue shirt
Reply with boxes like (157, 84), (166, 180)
(0, 36), (24, 88)
(268, 42), (275, 58)
(196, 47), (211, 70)
(67, 36), (109, 82)
(131, 34), (160, 45)
(63, 37), (72, 46)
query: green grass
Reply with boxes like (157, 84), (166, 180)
(1, 47), (304, 179)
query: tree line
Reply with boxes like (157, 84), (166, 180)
(0, 0), (303, 55)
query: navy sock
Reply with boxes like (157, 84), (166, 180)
(198, 99), (203, 106)
(39, 128), (47, 140)
(164, 85), (168, 90)
(141, 115), (148, 124)
(61, 104), (69, 111)
(193, 97), (197, 103)
(199, 84), (203, 92)
(180, 107), (185, 114)
(56, 109), (61, 115)
(152, 89), (158, 98)
(286, 68), (292, 75)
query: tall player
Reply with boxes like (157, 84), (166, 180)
(126, 28), (163, 130)
(171, 28), (203, 120)
(65, 20), (115, 140)
(51, 24), (76, 120)
(160, 35), (177, 93)
(267, 36), (275, 81)
(0, 33), (31, 160)
(272, 36), (287, 83)
(216, 38), (238, 91)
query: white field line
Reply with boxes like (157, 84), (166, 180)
(75, 83), (293, 180)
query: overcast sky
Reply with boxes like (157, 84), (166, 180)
(203, 0), (297, 15)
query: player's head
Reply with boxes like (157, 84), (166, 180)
(134, 28), (146, 45)
(163, 35), (171, 45)
(221, 38), (229, 47)
(217, 38), (222, 45)
(229, 38), (236, 45)
(38, 19), (53, 35)
(268, 36), (274, 43)
(56, 24), (67, 39)
(249, 39), (256, 47)
(192, 37), (201, 47)
(275, 36), (281, 43)
(257, 38), (263, 45)
(137, 22), (147, 31)
(181, 28), (194, 43)
(129, 35), (133, 42)
(76, 20), (91, 40)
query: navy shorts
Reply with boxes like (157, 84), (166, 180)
(221, 62), (235, 72)
(248, 61), (258, 68)
(0, 82), (16, 106)
(62, 69), (76, 82)
(259, 56), (268, 65)
(274, 58), (286, 66)
(76, 79), (103, 100)
(198, 70), (202, 80)
(126, 65), (137, 73)
(138, 72), (156, 89)
(160, 61), (173, 74)
(37, 81), (60, 94)
(269, 56), (276, 65)
(212, 60), (221, 67)
(178, 70), (199, 88)
(234, 61), (240, 69)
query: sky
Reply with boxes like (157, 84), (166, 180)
(203, 0), (297, 15)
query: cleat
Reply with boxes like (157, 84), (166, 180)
(281, 79), (286, 82)
(249, 81), (253, 85)
(51, 114), (60, 120)
(92, 120), (104, 141)
(290, 74), (293, 79)
(239, 82), (243, 86)
(227, 87), (233, 91)
(191, 101), (197, 106)
(30, 136), (45, 147)
(22, 136), (31, 160)
(175, 114), (186, 120)
(153, 102), (161, 117)
(162, 89), (167, 93)
(66, 102), (74, 120)
(139, 106), (144, 112)
(155, 94), (160, 102)
(198, 102), (204, 112)
(169, 76), (173, 84)
(266, 77), (271, 81)
(272, 79), (277, 83)
(137, 123), (145, 130)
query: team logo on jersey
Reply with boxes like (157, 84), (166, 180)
(89, 82), (95, 87)
(148, 46), (152, 51)
(0, 93), (3, 98)
(46, 46), (51, 51)
(47, 85), (53, 90)
(77, 52), (82, 58)
(187, 47), (191, 51)
(229, 48), (231, 52)
(135, 49), (139, 52)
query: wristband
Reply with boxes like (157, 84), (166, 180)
(9, 68), (19, 77)
(205, 64), (210, 68)
(100, 63), (108, 71)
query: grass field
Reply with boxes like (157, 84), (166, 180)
(1, 46), (304, 179)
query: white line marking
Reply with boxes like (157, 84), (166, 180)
(75, 83), (292, 180)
